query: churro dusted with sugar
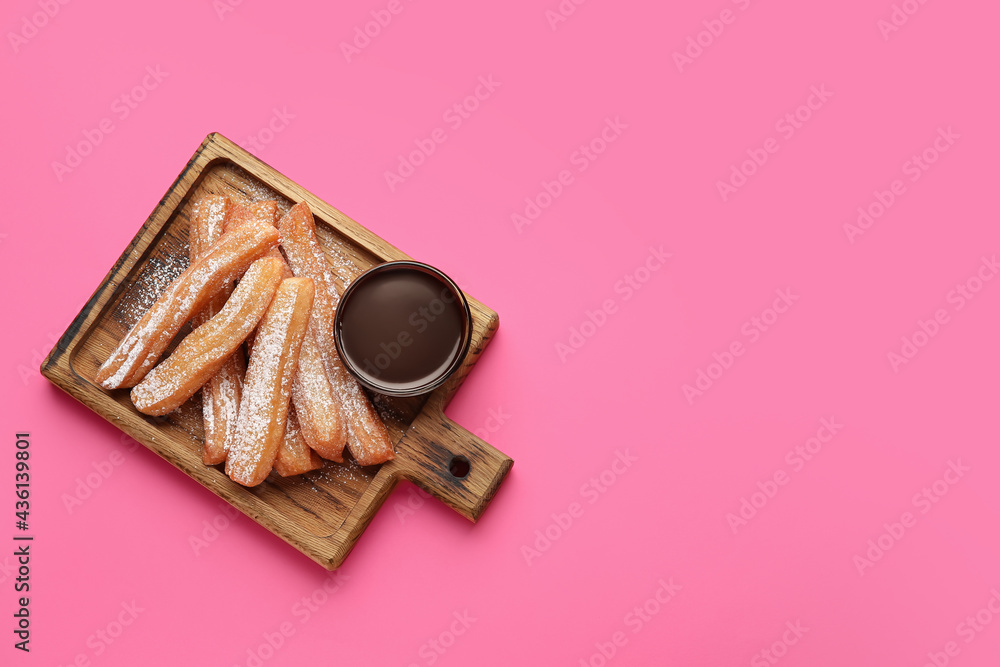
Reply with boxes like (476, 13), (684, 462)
(226, 277), (315, 487)
(278, 202), (394, 466)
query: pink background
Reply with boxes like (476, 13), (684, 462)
(3, 0), (1000, 665)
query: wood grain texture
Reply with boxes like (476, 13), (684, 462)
(40, 133), (513, 570)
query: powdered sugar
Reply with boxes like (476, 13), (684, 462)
(308, 457), (369, 486)
(229, 167), (292, 214)
(324, 244), (363, 288)
(116, 253), (190, 330)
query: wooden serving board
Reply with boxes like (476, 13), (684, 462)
(41, 133), (513, 570)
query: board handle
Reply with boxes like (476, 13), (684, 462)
(388, 405), (513, 522)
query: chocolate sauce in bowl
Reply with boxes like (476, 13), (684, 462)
(335, 263), (471, 396)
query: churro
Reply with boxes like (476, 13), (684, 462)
(291, 332), (346, 461)
(226, 277), (315, 487)
(130, 257), (285, 416)
(278, 202), (394, 466)
(97, 218), (279, 389)
(189, 195), (244, 465)
(240, 199), (347, 462)
(200, 353), (244, 465)
(189, 195), (231, 257)
(273, 406), (324, 477)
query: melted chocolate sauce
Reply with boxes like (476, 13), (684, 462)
(337, 266), (468, 394)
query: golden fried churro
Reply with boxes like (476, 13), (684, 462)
(189, 195), (231, 258)
(130, 257), (285, 416)
(291, 332), (347, 462)
(97, 218), (280, 389)
(278, 202), (394, 466)
(189, 196), (244, 465)
(242, 200), (347, 462)
(273, 406), (324, 477)
(200, 352), (244, 465)
(226, 277), (315, 487)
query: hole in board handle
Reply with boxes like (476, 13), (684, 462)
(448, 455), (470, 479)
